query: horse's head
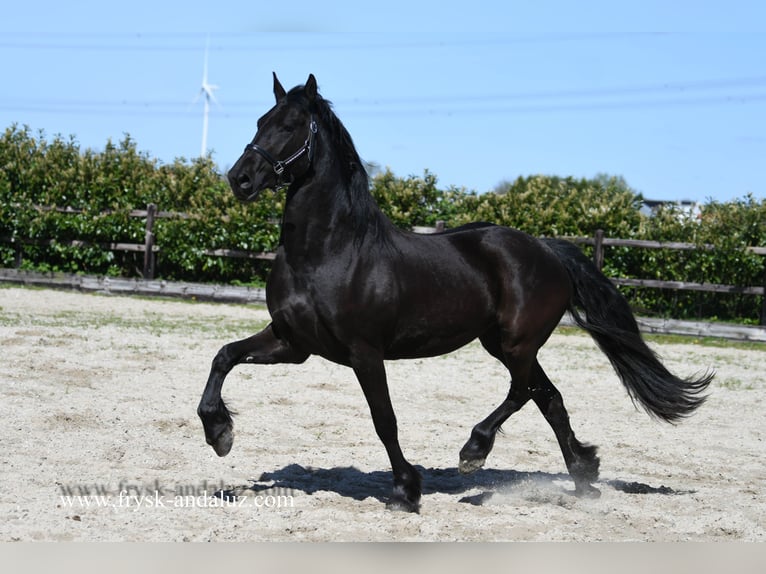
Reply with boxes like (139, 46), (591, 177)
(228, 73), (319, 201)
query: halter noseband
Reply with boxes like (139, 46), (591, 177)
(245, 116), (318, 186)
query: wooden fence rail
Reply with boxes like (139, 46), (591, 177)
(2, 207), (765, 324)
(564, 230), (766, 324)
(2, 203), (276, 280)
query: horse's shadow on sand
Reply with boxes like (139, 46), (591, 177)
(228, 464), (693, 506)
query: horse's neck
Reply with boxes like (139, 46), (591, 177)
(280, 167), (389, 260)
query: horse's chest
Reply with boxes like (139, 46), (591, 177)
(267, 269), (349, 363)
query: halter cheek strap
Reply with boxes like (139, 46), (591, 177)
(245, 116), (318, 182)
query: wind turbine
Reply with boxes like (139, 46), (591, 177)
(194, 37), (219, 157)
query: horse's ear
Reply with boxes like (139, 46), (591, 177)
(273, 72), (286, 102)
(305, 74), (317, 102)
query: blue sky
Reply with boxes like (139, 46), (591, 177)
(1, 1), (764, 202)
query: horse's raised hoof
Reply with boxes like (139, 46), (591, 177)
(458, 456), (486, 475)
(207, 427), (234, 457)
(459, 432), (493, 475)
(574, 483), (601, 499)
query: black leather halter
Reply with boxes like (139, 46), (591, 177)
(244, 116), (318, 186)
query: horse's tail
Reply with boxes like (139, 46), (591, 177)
(542, 237), (713, 423)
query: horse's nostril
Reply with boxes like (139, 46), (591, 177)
(236, 172), (251, 190)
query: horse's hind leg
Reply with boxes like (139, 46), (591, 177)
(459, 332), (532, 474)
(459, 382), (530, 474)
(529, 360), (601, 498)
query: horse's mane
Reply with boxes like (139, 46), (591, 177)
(287, 84), (387, 243)
(286, 85), (368, 188)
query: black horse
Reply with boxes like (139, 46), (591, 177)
(198, 73), (713, 512)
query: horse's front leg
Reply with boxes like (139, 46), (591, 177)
(197, 323), (308, 457)
(351, 350), (421, 512)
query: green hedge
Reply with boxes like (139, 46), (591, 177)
(2, 125), (764, 323)
(0, 125), (281, 283)
(625, 197), (766, 322)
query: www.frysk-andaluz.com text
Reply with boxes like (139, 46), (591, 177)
(58, 480), (295, 510)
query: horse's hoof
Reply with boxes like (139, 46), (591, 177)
(458, 456), (486, 475)
(574, 483), (601, 499)
(386, 497), (420, 513)
(209, 428), (234, 457)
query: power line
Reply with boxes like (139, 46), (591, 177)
(2, 77), (764, 118)
(3, 95), (765, 120)
(4, 31), (762, 58)
(0, 31), (701, 53)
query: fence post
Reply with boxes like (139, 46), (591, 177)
(593, 229), (605, 271)
(13, 241), (22, 269)
(143, 203), (157, 280)
(761, 258), (766, 326)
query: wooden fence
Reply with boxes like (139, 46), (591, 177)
(2, 206), (765, 324)
(2, 203), (275, 281)
(2, 203), (164, 279)
(569, 229), (766, 325)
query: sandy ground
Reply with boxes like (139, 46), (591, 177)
(0, 285), (764, 542)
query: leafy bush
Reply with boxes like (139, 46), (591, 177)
(454, 174), (643, 237)
(621, 196), (766, 322)
(0, 125), (281, 283)
(370, 168), (467, 227)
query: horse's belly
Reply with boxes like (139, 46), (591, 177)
(384, 316), (486, 359)
(385, 336), (477, 360)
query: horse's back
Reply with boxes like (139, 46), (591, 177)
(438, 223), (573, 330)
(425, 222), (565, 278)
(378, 223), (572, 357)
